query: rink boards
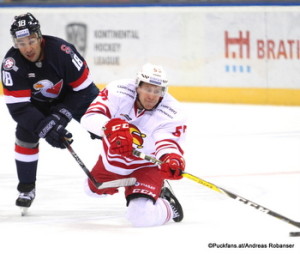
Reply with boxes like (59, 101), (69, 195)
(1, 5), (300, 105)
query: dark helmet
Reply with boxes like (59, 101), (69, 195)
(10, 13), (42, 39)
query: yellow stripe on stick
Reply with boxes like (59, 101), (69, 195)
(182, 172), (223, 193)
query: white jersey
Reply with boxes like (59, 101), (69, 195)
(81, 79), (187, 175)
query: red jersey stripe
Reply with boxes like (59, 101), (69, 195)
(3, 88), (31, 97)
(69, 63), (89, 89)
(156, 139), (184, 154)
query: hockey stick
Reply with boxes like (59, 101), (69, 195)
(132, 150), (300, 229)
(63, 140), (137, 189)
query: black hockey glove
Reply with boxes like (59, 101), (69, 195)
(36, 115), (73, 149)
(51, 104), (73, 127)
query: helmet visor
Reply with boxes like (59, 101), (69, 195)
(139, 83), (165, 97)
(13, 33), (40, 48)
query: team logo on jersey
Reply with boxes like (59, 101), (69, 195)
(33, 79), (63, 98)
(3, 57), (16, 71)
(66, 23), (87, 57)
(129, 124), (146, 148)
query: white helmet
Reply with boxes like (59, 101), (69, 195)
(136, 63), (168, 95)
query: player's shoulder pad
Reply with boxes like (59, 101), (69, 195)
(106, 79), (136, 100)
(43, 35), (70, 48)
(43, 35), (78, 58)
(2, 48), (27, 75)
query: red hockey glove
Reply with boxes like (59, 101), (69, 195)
(159, 153), (185, 180)
(103, 118), (133, 157)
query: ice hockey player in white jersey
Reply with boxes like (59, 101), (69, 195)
(81, 63), (187, 227)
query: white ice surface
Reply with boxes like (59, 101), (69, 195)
(0, 97), (300, 254)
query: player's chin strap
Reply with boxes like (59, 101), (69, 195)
(132, 149), (300, 233)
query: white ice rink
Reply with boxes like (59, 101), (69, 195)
(1, 97), (300, 254)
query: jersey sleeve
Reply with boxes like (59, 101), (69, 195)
(80, 81), (124, 137)
(154, 120), (187, 159)
(81, 79), (135, 136)
(48, 38), (98, 117)
(1, 53), (46, 132)
(57, 42), (93, 92)
(152, 98), (187, 159)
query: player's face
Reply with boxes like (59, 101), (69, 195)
(15, 34), (42, 62)
(136, 82), (163, 110)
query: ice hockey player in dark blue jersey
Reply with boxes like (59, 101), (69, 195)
(1, 13), (99, 214)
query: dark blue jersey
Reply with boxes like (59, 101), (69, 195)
(1, 35), (99, 132)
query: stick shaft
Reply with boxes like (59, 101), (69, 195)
(63, 140), (136, 189)
(63, 140), (100, 187)
(182, 172), (300, 229)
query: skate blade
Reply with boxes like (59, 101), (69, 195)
(20, 207), (29, 216)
